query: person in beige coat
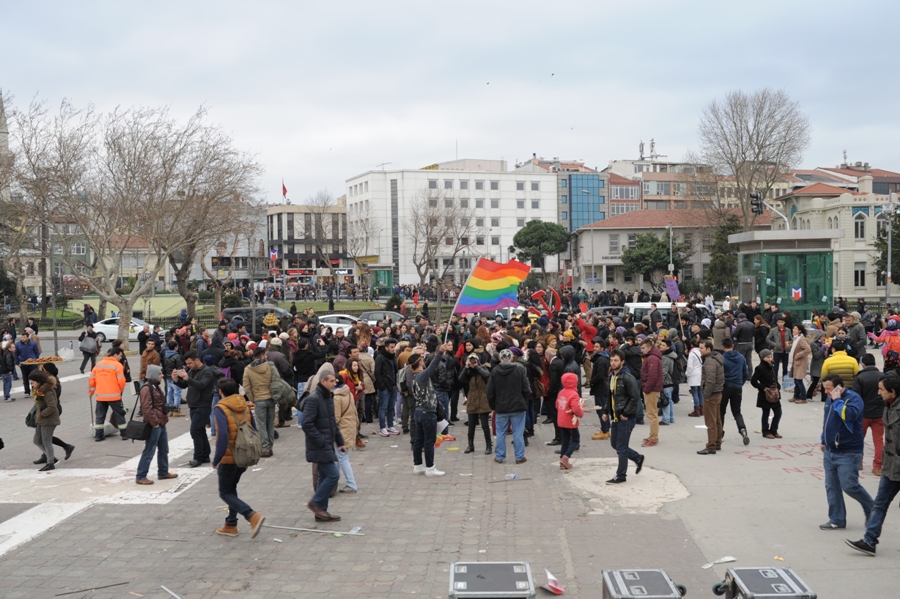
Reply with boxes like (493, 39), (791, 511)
(789, 324), (812, 402)
(333, 375), (359, 493)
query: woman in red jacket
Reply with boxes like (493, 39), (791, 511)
(556, 372), (584, 470)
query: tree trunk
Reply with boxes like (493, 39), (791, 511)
(115, 299), (135, 343)
(213, 281), (223, 317)
(173, 266), (197, 319)
(15, 276), (28, 326)
(98, 298), (107, 320)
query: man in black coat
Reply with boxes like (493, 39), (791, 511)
(487, 350), (530, 465)
(590, 339), (611, 439)
(302, 372), (346, 522)
(173, 351), (217, 467)
(853, 354), (885, 475)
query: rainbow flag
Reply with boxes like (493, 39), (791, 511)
(453, 258), (531, 314)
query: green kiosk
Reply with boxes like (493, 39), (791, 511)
(728, 230), (842, 320)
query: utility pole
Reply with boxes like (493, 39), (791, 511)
(885, 194), (899, 307)
(668, 224), (674, 277)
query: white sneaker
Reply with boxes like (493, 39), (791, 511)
(413, 464), (426, 475)
(425, 466), (445, 477)
(388, 427), (400, 435)
(379, 429), (391, 437)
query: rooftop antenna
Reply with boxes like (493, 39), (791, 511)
(639, 140), (645, 160)
(843, 149), (848, 165)
(376, 161), (392, 171)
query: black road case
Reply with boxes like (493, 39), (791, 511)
(449, 562), (536, 598)
(716, 567), (816, 599)
(602, 569), (686, 598)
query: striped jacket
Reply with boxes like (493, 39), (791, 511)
(89, 356), (127, 402)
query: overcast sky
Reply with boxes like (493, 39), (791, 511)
(4, 1), (899, 203)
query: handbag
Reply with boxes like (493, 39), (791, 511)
(25, 405), (37, 428)
(122, 394), (152, 441)
(764, 386), (781, 404)
(657, 391), (670, 409)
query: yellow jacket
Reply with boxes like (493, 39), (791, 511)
(89, 356), (127, 402)
(820, 351), (860, 388)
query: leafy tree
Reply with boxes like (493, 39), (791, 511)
(873, 212), (900, 287)
(707, 215), (743, 295)
(509, 221), (569, 274)
(620, 230), (691, 291)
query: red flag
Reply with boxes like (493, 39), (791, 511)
(282, 179), (288, 198)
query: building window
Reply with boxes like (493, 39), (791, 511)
(491, 236), (500, 245)
(609, 234), (619, 255)
(429, 198), (438, 208)
(683, 233), (693, 250)
(460, 180), (468, 190)
(854, 215), (866, 239)
(460, 257), (471, 270)
(491, 200), (499, 209)
(445, 237), (454, 246)
(428, 180), (437, 189)
(877, 215), (888, 236)
(624, 271), (632, 283)
(476, 199), (484, 209)
(599, 211), (606, 220)
(561, 195), (567, 204)
(444, 180), (453, 189)
(611, 185), (638, 200)
(517, 218), (525, 227)
(531, 182), (539, 191)
(53, 243), (63, 255)
(475, 217), (484, 227)
(475, 181), (484, 190)
(855, 262), (866, 287)
(461, 218), (469, 226)
(490, 181), (499, 191)
(674, 182), (687, 196)
(445, 199), (453, 208)
(460, 199), (469, 208)
(460, 237), (469, 245)
(610, 202), (639, 216)
(476, 236), (484, 245)
(516, 182), (525, 191)
(73, 242), (86, 255)
(517, 200), (525, 209)
(561, 180), (567, 188)
(702, 235), (711, 251)
(531, 200), (539, 209)
(627, 234), (636, 250)
(561, 211), (568, 220)
(491, 218), (499, 227)
(683, 264), (694, 281)
(364, 181), (368, 192)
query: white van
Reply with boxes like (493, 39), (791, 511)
(625, 302), (710, 323)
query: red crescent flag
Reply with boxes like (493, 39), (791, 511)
(282, 179), (288, 198)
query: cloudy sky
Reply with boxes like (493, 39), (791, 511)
(4, 1), (899, 202)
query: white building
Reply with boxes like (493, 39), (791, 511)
(345, 159), (560, 286)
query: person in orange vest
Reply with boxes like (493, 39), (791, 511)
(89, 347), (128, 441)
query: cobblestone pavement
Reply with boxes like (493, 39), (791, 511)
(0, 355), (896, 597)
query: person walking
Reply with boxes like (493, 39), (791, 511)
(29, 370), (69, 472)
(173, 351), (216, 467)
(556, 372), (584, 470)
(819, 374), (873, 530)
(698, 340), (724, 455)
(852, 354), (885, 476)
(721, 338), (751, 445)
(15, 332), (40, 397)
(1, 340), (14, 401)
(590, 339), (611, 439)
(458, 353), (492, 455)
(846, 374), (900, 556)
(605, 349), (644, 484)
(751, 349), (782, 438)
(733, 312), (755, 371)
(211, 377), (266, 538)
(89, 347), (128, 441)
(242, 347), (276, 458)
(302, 370), (346, 522)
(135, 365), (178, 485)
(487, 349), (530, 465)
(332, 375), (359, 493)
(640, 338), (663, 447)
(77, 324), (100, 374)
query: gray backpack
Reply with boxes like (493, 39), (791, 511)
(228, 407), (261, 468)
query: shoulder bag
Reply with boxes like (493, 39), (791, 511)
(764, 386), (781, 403)
(123, 393), (152, 441)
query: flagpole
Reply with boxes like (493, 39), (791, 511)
(444, 257), (482, 343)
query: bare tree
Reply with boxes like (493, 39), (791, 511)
(302, 189), (346, 282)
(696, 88), (811, 231)
(10, 99), (260, 341)
(200, 202), (265, 315)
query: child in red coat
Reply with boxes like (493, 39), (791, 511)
(556, 372), (584, 469)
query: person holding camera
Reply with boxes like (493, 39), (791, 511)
(458, 352), (492, 455)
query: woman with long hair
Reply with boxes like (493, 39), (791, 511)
(788, 324), (811, 402)
(754, 315), (771, 356)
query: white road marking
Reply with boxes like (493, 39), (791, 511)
(0, 431), (213, 557)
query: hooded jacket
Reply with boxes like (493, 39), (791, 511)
(640, 345), (663, 393)
(821, 387), (865, 453)
(589, 351), (610, 398)
(852, 365), (885, 419)
(560, 345), (582, 396)
(556, 372), (584, 429)
(685, 347), (703, 387)
(139, 372), (168, 428)
(458, 361), (491, 415)
(374, 346), (397, 391)
(712, 319), (730, 351)
(242, 358), (273, 403)
(701, 351), (724, 398)
(212, 393), (255, 466)
(487, 361), (529, 414)
(883, 398), (900, 481)
(722, 349), (750, 388)
(33, 376), (60, 426)
(302, 382), (345, 463)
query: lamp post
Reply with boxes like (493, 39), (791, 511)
(668, 223), (674, 277)
(884, 196), (899, 306)
(582, 190), (594, 288)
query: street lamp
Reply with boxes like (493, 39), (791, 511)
(883, 196), (899, 306)
(668, 223), (674, 277)
(582, 190), (594, 288)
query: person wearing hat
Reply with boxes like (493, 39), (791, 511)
(135, 364), (178, 485)
(487, 349), (530, 465)
(733, 312), (755, 371)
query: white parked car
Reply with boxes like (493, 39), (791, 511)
(316, 314), (358, 336)
(92, 317), (152, 342)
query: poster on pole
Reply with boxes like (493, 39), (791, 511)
(664, 276), (682, 301)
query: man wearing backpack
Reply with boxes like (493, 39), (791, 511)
(212, 377), (265, 538)
(243, 346), (276, 458)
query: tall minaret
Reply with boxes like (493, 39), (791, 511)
(0, 90), (10, 202)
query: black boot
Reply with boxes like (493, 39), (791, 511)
(464, 445), (475, 453)
(33, 455), (47, 464)
(484, 444), (493, 455)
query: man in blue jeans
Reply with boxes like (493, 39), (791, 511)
(302, 371), (346, 522)
(847, 374), (900, 556)
(605, 349), (644, 484)
(819, 374), (873, 530)
(487, 349), (529, 465)
(374, 338), (399, 437)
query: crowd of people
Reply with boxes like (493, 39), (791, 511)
(2, 290), (900, 554)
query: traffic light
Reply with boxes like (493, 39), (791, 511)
(749, 190), (764, 215)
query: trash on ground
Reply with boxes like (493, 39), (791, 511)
(540, 568), (565, 595)
(350, 526), (362, 533)
(701, 556), (736, 569)
(774, 556), (785, 561)
(273, 538), (283, 543)
(447, 447), (459, 451)
(390, 445), (398, 448)
(459, 473), (473, 476)
(252, 468), (263, 471)
(161, 586), (185, 599)
(479, 549), (487, 553)
(54, 581), (130, 596)
(695, 425), (708, 429)
(263, 524), (365, 536)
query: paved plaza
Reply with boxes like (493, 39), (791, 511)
(0, 352), (897, 598)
